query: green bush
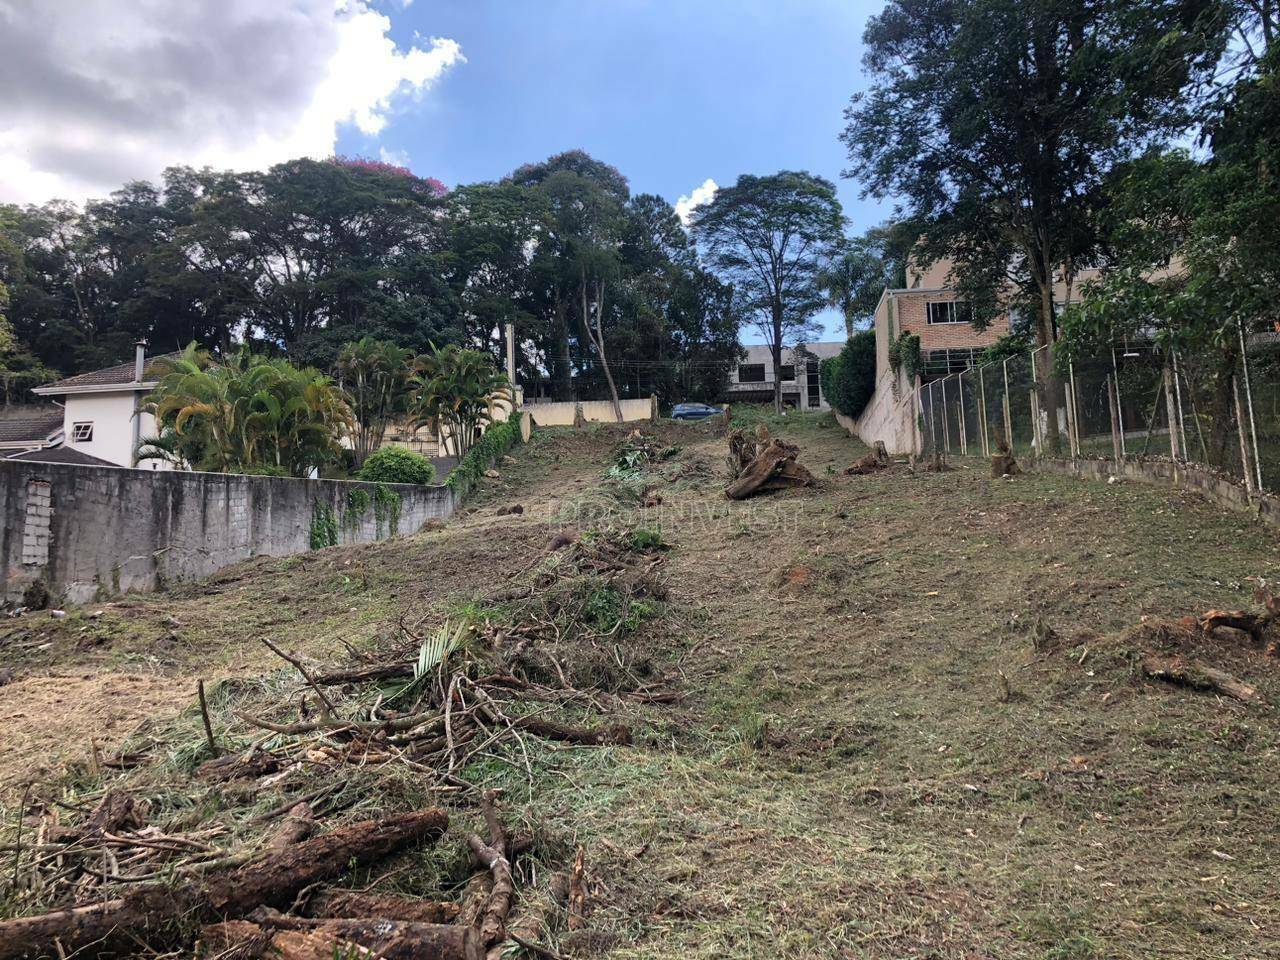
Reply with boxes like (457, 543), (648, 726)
(820, 330), (877, 419)
(446, 409), (522, 498)
(356, 445), (437, 485)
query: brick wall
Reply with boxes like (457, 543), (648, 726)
(0, 462), (456, 604)
(890, 291), (1010, 353)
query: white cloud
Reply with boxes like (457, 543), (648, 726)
(0, 0), (464, 204)
(378, 145), (411, 167)
(675, 177), (718, 227)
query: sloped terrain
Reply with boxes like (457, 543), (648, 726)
(2, 410), (1279, 958)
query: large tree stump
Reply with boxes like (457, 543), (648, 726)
(845, 440), (889, 475)
(725, 436), (814, 500)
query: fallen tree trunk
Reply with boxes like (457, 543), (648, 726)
(1199, 609), (1271, 642)
(1141, 654), (1259, 703)
(202, 915), (480, 960)
(311, 662), (415, 686)
(303, 889), (460, 924)
(0, 808), (449, 960)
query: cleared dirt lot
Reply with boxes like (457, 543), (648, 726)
(2, 410), (1278, 958)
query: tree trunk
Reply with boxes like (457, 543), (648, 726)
(771, 302), (784, 413)
(551, 293), (572, 401)
(580, 276), (622, 422)
(1206, 342), (1239, 470)
(1034, 274), (1064, 456)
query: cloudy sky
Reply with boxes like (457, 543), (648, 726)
(0, 0), (887, 337)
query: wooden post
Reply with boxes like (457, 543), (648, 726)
(1162, 359), (1181, 464)
(1233, 374), (1256, 495)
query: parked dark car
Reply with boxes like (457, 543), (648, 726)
(671, 402), (724, 421)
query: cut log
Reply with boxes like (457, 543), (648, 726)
(466, 836), (514, 948)
(0, 807), (449, 960)
(207, 807), (449, 915)
(303, 889), (460, 924)
(265, 802), (316, 851)
(454, 873), (494, 929)
(197, 750), (282, 783)
(207, 915), (481, 960)
(1141, 654), (1260, 703)
(198, 919), (272, 958)
(310, 662), (415, 686)
(991, 453), (1021, 477)
(725, 439), (814, 500)
(512, 716), (632, 746)
(1199, 609), (1271, 642)
(846, 441), (889, 475)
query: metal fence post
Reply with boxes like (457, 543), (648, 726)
(1002, 357), (1013, 450)
(1162, 355), (1181, 464)
(958, 371), (968, 455)
(978, 363), (990, 458)
(1233, 373), (1257, 495)
(1029, 348), (1043, 456)
(1107, 373), (1123, 463)
(929, 380), (939, 455)
(1237, 319), (1264, 491)
(1171, 349), (1190, 461)
(1111, 347), (1127, 459)
(941, 376), (951, 453)
(1067, 359), (1081, 459)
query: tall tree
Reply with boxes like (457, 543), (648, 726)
(817, 224), (909, 337)
(691, 172), (844, 411)
(843, 0), (1228, 449)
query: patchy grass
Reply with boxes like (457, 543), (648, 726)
(2, 409), (1279, 957)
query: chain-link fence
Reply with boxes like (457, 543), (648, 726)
(913, 327), (1280, 497)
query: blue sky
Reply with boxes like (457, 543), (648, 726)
(342, 0), (891, 341)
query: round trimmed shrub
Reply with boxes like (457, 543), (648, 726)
(355, 446), (436, 485)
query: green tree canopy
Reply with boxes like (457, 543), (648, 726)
(690, 171), (844, 411)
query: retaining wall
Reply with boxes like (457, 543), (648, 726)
(1035, 456), (1280, 527)
(526, 397), (657, 427)
(0, 460), (455, 604)
(832, 368), (920, 455)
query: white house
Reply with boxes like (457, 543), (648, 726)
(725, 342), (844, 411)
(30, 343), (176, 469)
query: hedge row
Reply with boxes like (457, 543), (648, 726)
(444, 410), (523, 499)
(819, 330), (877, 419)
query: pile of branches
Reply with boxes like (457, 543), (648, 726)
(2, 795), (583, 960)
(725, 424), (814, 500)
(1, 533), (678, 958)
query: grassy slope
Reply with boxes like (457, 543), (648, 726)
(2, 410), (1279, 959)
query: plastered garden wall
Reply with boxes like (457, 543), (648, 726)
(0, 460), (455, 604)
(526, 397), (657, 427)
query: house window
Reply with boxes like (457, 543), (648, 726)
(779, 364), (796, 382)
(738, 363), (766, 383)
(927, 301), (971, 325)
(806, 359), (821, 407)
(70, 421), (93, 443)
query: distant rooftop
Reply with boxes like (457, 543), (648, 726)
(33, 351), (183, 395)
(0, 413), (63, 445)
(4, 446), (116, 467)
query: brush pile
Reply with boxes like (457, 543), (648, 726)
(724, 424), (814, 500)
(1, 531), (679, 958)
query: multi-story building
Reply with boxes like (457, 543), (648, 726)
(724, 342), (844, 411)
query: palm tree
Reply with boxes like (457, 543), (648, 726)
(410, 344), (512, 457)
(140, 344), (353, 476)
(335, 337), (416, 467)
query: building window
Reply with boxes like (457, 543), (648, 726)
(779, 364), (796, 382)
(738, 363), (766, 384)
(70, 421), (93, 443)
(806, 359), (821, 408)
(922, 348), (983, 375)
(927, 301), (971, 325)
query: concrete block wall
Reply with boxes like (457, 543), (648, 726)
(0, 461), (455, 604)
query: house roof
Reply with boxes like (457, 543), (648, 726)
(33, 351), (183, 396)
(5, 446), (117, 467)
(0, 413), (63, 444)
